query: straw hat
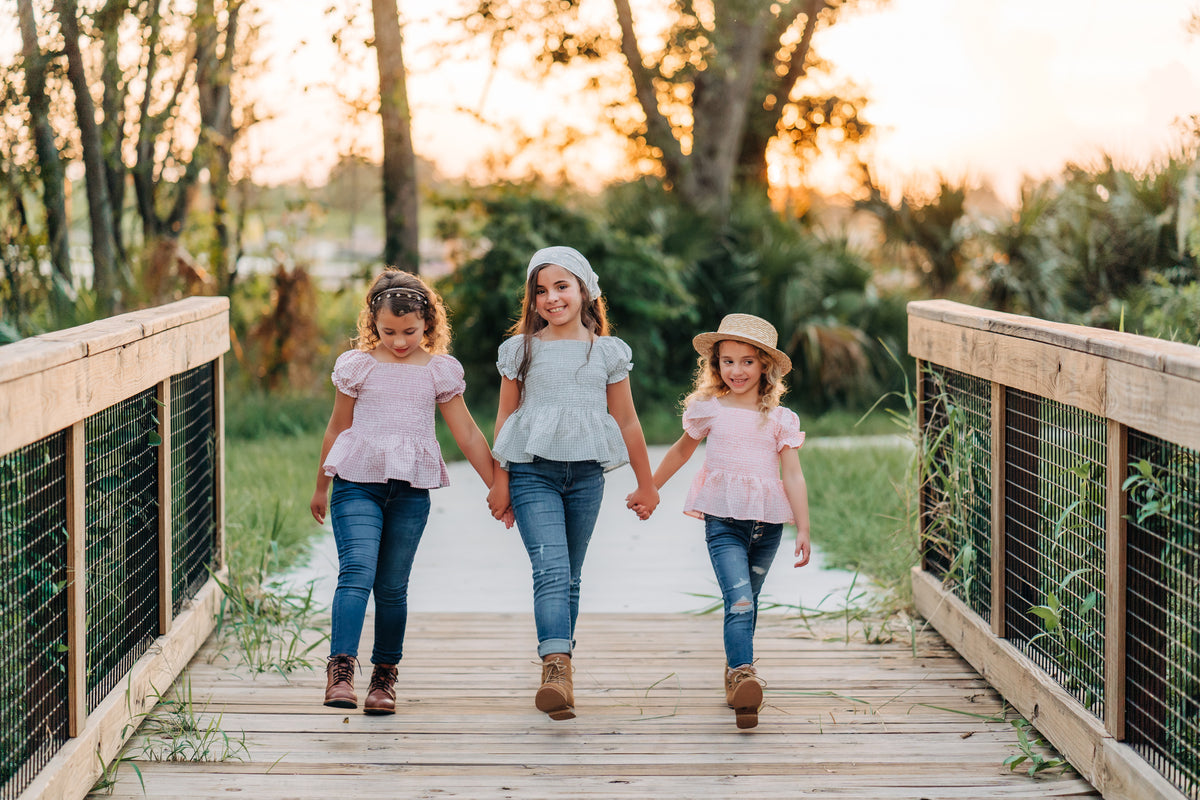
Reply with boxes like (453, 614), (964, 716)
(692, 313), (792, 374)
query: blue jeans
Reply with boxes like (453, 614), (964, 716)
(509, 459), (605, 657)
(329, 477), (430, 664)
(704, 515), (783, 668)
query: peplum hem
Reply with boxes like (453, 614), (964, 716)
(323, 431), (450, 489)
(683, 468), (794, 524)
(493, 406), (628, 472)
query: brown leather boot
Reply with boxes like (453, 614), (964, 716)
(535, 653), (575, 720)
(364, 664), (398, 715)
(324, 654), (358, 709)
(725, 664), (764, 729)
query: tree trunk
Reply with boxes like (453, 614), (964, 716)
(195, 0), (241, 293)
(687, 0), (773, 217)
(56, 0), (123, 315)
(17, 0), (72, 292)
(98, 0), (130, 261)
(372, 0), (420, 271)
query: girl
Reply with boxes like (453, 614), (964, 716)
(486, 245), (659, 721)
(640, 313), (811, 729)
(311, 268), (504, 714)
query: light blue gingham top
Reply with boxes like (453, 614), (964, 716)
(492, 335), (633, 472)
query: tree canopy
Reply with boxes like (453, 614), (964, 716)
(457, 0), (876, 218)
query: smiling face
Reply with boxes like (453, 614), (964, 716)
(533, 264), (585, 331)
(375, 307), (427, 361)
(717, 340), (765, 401)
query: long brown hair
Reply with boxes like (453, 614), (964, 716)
(507, 265), (609, 385)
(355, 268), (450, 354)
(684, 341), (788, 419)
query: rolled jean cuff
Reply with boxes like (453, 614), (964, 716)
(537, 638), (572, 658)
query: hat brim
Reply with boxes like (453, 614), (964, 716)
(693, 332), (792, 374)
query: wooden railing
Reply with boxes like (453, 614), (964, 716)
(909, 299), (1200, 800)
(1, 297), (229, 800)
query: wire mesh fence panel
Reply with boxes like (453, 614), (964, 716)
(1125, 430), (1200, 799)
(84, 389), (161, 712)
(170, 363), (217, 614)
(920, 365), (993, 622)
(1004, 388), (1107, 719)
(0, 434), (69, 800)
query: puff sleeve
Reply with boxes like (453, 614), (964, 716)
(430, 355), (467, 403)
(496, 336), (525, 381)
(682, 397), (720, 440)
(774, 407), (806, 451)
(600, 337), (633, 384)
(331, 350), (375, 397)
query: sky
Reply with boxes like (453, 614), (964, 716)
(240, 0), (1200, 205)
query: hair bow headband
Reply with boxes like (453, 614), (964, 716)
(372, 287), (428, 307)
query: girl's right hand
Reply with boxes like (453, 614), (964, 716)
(487, 483), (511, 522)
(310, 489), (328, 525)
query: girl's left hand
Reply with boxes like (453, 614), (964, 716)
(794, 529), (811, 567)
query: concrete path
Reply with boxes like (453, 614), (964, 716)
(285, 443), (870, 615)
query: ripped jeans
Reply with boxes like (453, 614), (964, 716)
(509, 458), (605, 657)
(704, 515), (783, 668)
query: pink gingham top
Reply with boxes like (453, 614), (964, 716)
(321, 349), (466, 489)
(681, 397), (805, 524)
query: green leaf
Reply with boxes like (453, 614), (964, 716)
(1080, 592), (1098, 615)
(147, 431), (163, 447)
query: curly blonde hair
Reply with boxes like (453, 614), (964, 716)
(354, 269), (450, 354)
(684, 341), (787, 419)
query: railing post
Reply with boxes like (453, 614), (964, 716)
(915, 358), (928, 570)
(1105, 419), (1127, 739)
(990, 381), (1006, 637)
(157, 378), (173, 635)
(214, 354), (226, 569)
(65, 420), (86, 738)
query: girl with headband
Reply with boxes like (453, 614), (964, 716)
(487, 245), (660, 720)
(311, 268), (510, 714)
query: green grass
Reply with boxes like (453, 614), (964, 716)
(803, 441), (918, 610)
(225, 431), (325, 579)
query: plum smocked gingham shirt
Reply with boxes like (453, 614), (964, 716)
(492, 335), (633, 472)
(681, 397), (805, 524)
(322, 349), (466, 489)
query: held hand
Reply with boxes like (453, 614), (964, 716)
(628, 503), (650, 521)
(625, 486), (659, 520)
(500, 507), (516, 529)
(794, 529), (811, 568)
(487, 483), (511, 522)
(310, 489), (328, 525)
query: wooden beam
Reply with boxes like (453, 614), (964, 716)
(0, 312), (229, 454)
(908, 314), (1108, 416)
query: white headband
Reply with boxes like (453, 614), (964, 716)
(527, 246), (601, 301)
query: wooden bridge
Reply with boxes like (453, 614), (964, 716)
(3, 298), (1198, 800)
(90, 612), (1098, 799)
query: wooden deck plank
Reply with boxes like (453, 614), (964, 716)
(88, 612), (1099, 799)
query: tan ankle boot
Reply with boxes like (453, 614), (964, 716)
(324, 654), (358, 709)
(364, 664), (398, 715)
(535, 653), (575, 720)
(725, 664), (763, 729)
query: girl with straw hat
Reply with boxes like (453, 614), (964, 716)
(632, 313), (811, 729)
